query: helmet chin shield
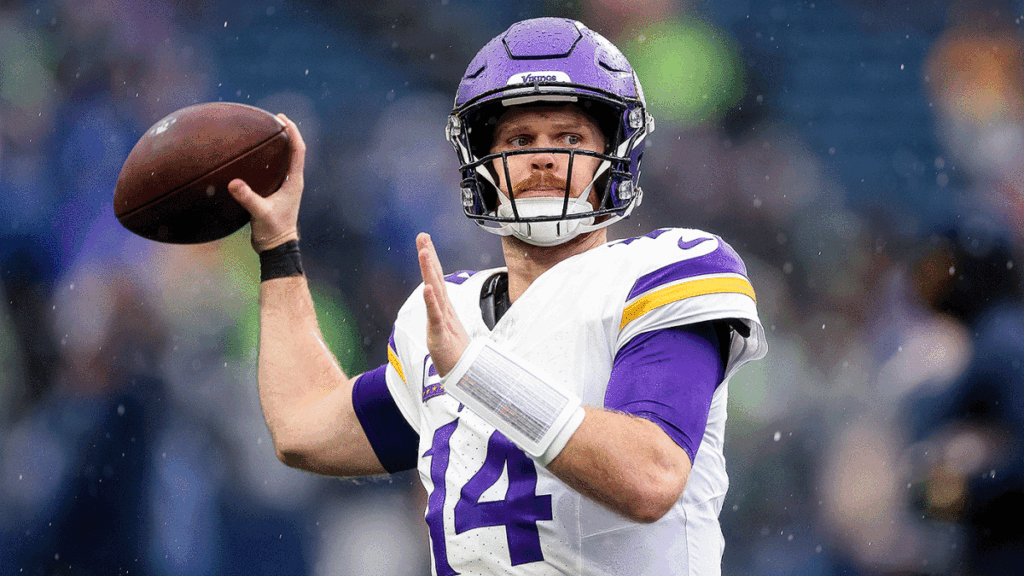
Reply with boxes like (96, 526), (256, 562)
(496, 197), (596, 246)
(447, 18), (654, 246)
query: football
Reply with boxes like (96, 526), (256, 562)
(113, 102), (291, 244)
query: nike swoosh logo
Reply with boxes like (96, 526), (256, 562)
(678, 237), (712, 250)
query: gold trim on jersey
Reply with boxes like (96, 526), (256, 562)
(388, 346), (407, 383)
(620, 275), (757, 331)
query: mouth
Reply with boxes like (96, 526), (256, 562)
(513, 187), (563, 199)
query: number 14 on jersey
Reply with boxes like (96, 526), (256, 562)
(424, 418), (552, 574)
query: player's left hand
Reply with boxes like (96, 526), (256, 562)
(417, 233), (470, 376)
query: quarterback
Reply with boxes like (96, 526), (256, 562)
(229, 17), (767, 576)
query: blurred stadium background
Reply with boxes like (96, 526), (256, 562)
(2, 0), (1023, 574)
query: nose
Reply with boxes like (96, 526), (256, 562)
(529, 150), (557, 171)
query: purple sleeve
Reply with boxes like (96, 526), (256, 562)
(351, 364), (420, 473)
(604, 323), (725, 463)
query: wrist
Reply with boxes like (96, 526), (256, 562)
(259, 239), (303, 281)
(252, 228), (299, 253)
(441, 338), (585, 466)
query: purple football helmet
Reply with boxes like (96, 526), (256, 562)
(446, 17), (654, 246)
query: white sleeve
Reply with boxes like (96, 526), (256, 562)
(383, 294), (428, 434)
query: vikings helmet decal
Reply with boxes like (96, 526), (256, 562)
(447, 18), (654, 246)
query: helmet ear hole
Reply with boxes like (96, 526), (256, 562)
(466, 104), (504, 159)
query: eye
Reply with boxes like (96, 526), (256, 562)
(563, 134), (582, 146)
(509, 136), (530, 147)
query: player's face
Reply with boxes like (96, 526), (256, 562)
(489, 105), (606, 203)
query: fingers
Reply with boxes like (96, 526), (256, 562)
(278, 114), (306, 182)
(417, 233), (442, 296)
(418, 233), (453, 322)
(417, 234), (448, 297)
(422, 283), (443, 328)
(418, 237), (446, 339)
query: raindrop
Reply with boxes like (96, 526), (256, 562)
(773, 431), (782, 442)
(948, 266), (955, 275)
(117, 404), (125, 416)
(900, 64), (905, 70)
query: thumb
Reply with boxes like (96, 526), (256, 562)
(228, 178), (267, 216)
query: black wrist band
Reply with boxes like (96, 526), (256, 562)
(259, 240), (303, 281)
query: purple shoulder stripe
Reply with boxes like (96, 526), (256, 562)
(444, 270), (476, 285)
(387, 327), (398, 351)
(626, 238), (748, 300)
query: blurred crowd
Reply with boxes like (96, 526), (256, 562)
(1, 0), (1023, 574)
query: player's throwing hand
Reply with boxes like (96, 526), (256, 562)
(228, 114), (306, 252)
(416, 233), (470, 376)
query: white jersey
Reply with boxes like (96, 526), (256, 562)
(384, 228), (767, 576)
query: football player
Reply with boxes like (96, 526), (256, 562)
(228, 17), (767, 576)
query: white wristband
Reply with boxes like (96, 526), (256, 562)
(442, 338), (586, 466)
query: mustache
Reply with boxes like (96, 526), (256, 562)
(511, 172), (568, 196)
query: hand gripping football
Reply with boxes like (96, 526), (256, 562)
(113, 102), (291, 244)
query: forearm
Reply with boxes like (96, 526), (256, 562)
(545, 407), (691, 523)
(438, 336), (693, 522)
(257, 275), (377, 474)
